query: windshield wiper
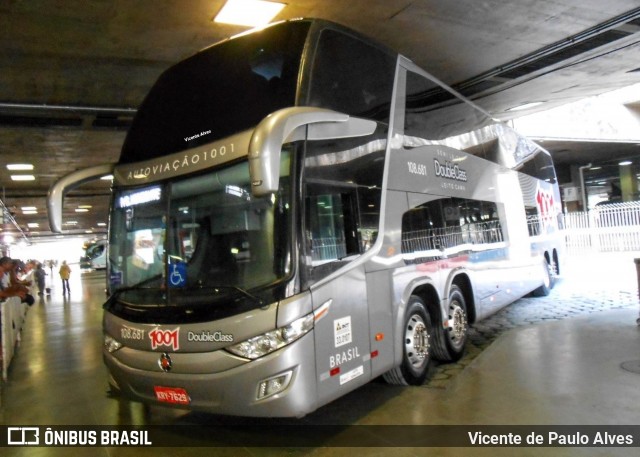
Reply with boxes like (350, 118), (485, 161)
(104, 274), (164, 308)
(190, 284), (265, 305)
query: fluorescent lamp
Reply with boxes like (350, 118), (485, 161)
(11, 175), (35, 181)
(214, 0), (285, 27)
(101, 175), (114, 180)
(507, 102), (544, 112)
(7, 163), (33, 171)
(75, 208), (89, 213)
(21, 206), (37, 211)
(27, 223), (39, 228)
(619, 160), (632, 166)
(22, 210), (38, 215)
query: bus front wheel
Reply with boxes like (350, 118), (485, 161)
(383, 295), (432, 386)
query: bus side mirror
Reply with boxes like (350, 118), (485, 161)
(47, 164), (115, 233)
(248, 107), (376, 197)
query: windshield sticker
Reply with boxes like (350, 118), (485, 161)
(168, 262), (187, 288)
(334, 316), (352, 348)
(149, 327), (180, 351)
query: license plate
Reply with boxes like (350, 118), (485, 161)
(154, 386), (190, 405)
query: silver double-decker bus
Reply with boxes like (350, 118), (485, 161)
(49, 19), (562, 417)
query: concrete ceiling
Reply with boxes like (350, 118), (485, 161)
(1, 0), (640, 242)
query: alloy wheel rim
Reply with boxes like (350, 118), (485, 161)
(405, 313), (429, 369)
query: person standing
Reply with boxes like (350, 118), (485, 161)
(34, 262), (47, 296)
(0, 256), (27, 301)
(59, 260), (71, 295)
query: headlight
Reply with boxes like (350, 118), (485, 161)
(226, 313), (314, 360)
(104, 334), (123, 353)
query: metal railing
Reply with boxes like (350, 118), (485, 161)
(564, 202), (640, 254)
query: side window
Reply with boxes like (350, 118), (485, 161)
(525, 206), (541, 237)
(307, 29), (395, 123)
(306, 185), (365, 261)
(302, 133), (385, 285)
(402, 69), (558, 186)
(402, 198), (504, 264)
(518, 149), (557, 184)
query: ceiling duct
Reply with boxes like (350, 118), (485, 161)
(454, 7), (640, 97)
(496, 29), (631, 80)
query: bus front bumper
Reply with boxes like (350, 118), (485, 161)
(103, 332), (318, 418)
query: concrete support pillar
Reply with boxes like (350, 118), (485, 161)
(619, 162), (638, 202)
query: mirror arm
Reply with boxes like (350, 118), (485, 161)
(47, 164), (115, 233)
(248, 107), (350, 197)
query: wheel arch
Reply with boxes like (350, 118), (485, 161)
(410, 282), (441, 326)
(450, 272), (476, 324)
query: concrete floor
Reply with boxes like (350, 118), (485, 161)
(0, 252), (639, 456)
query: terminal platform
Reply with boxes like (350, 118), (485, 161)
(1, 253), (639, 456)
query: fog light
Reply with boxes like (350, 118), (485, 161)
(257, 371), (293, 400)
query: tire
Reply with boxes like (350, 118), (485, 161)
(532, 260), (554, 297)
(432, 285), (468, 362)
(383, 295), (432, 386)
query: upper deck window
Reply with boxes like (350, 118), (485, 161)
(307, 29), (395, 123)
(403, 70), (556, 183)
(120, 21), (310, 164)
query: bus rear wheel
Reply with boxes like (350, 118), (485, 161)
(532, 259), (555, 297)
(383, 295), (432, 386)
(433, 285), (468, 362)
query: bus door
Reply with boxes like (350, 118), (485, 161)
(304, 183), (373, 404)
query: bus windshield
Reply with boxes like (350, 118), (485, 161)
(108, 153), (292, 307)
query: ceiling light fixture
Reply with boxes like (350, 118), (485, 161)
(7, 163), (34, 170)
(214, 0), (285, 27)
(11, 175), (35, 181)
(619, 160), (632, 166)
(506, 101), (544, 112)
(75, 208), (89, 213)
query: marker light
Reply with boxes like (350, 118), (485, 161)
(227, 313), (314, 360)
